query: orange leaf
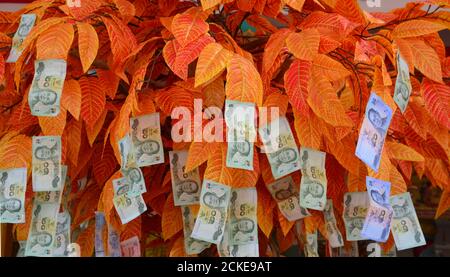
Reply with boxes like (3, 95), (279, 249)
(284, 59), (312, 115)
(172, 7), (209, 47)
(334, 0), (367, 25)
(169, 235), (187, 257)
(36, 23), (74, 60)
(93, 143), (118, 185)
(390, 164), (407, 196)
(392, 19), (446, 39)
(162, 194), (183, 240)
(421, 78), (450, 129)
(39, 106), (67, 136)
(195, 42), (233, 87)
(284, 0), (306, 12)
(77, 22), (99, 73)
(312, 54), (350, 81)
(0, 133), (31, 169)
(286, 28), (320, 61)
(425, 159), (449, 188)
(226, 54), (263, 106)
(257, 182), (275, 238)
(67, 0), (103, 20)
(263, 29), (291, 74)
(435, 189), (450, 219)
(325, 136), (360, 176)
(386, 141), (424, 162)
(76, 220), (95, 257)
(200, 0), (221, 10)
(64, 119), (82, 166)
(121, 216), (142, 241)
(307, 72), (353, 127)
(185, 141), (218, 172)
(294, 109), (321, 149)
(203, 76), (225, 108)
(407, 38), (443, 83)
(80, 76), (106, 128)
(278, 210), (295, 236)
(61, 79), (82, 120)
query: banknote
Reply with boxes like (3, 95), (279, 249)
(218, 223), (259, 257)
(390, 192), (426, 250)
(95, 211), (106, 257)
(323, 200), (344, 248)
(181, 205), (211, 255)
(119, 135), (146, 196)
(130, 113), (164, 167)
(299, 147), (327, 211)
(225, 100), (256, 170)
(343, 192), (369, 241)
(113, 193), (147, 224)
(6, 14), (36, 63)
(170, 150), (202, 206)
(120, 236), (141, 257)
(16, 241), (27, 257)
(0, 168), (27, 223)
(29, 59), (67, 116)
(35, 165), (67, 204)
(355, 92), (393, 172)
(228, 188), (258, 245)
(365, 241), (397, 257)
(53, 211), (71, 257)
(24, 201), (59, 257)
(304, 231), (319, 257)
(267, 176), (307, 221)
(108, 224), (122, 257)
(112, 177), (131, 196)
(259, 117), (301, 179)
(67, 243), (81, 257)
(361, 177), (393, 242)
(32, 136), (62, 191)
(191, 179), (231, 244)
(393, 51), (412, 113)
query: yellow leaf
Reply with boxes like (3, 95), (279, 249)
(226, 54), (263, 106)
(77, 22), (99, 73)
(195, 43), (233, 87)
(286, 28), (320, 61)
(392, 19), (446, 39)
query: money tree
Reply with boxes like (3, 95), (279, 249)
(0, 0), (449, 257)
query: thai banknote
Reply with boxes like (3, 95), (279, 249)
(67, 243), (81, 257)
(181, 205), (211, 255)
(267, 176), (308, 221)
(113, 193), (147, 224)
(169, 150), (202, 206)
(390, 192), (426, 250)
(112, 177), (131, 196)
(191, 180), (231, 244)
(53, 210), (71, 257)
(0, 168), (27, 223)
(225, 100), (256, 170)
(366, 241), (397, 257)
(118, 135), (146, 196)
(95, 211), (106, 257)
(361, 177), (393, 242)
(130, 113), (164, 167)
(6, 14), (36, 63)
(108, 224), (122, 257)
(323, 200), (344, 248)
(355, 92), (393, 172)
(32, 136), (62, 191)
(29, 59), (67, 116)
(218, 223), (259, 257)
(299, 147), (327, 211)
(229, 188), (258, 245)
(16, 241), (27, 257)
(343, 192), (369, 241)
(304, 231), (319, 257)
(34, 165), (67, 204)
(120, 236), (141, 257)
(259, 117), (301, 179)
(393, 51), (412, 113)
(24, 201), (59, 257)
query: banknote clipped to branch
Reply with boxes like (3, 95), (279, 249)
(0, 0), (448, 257)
